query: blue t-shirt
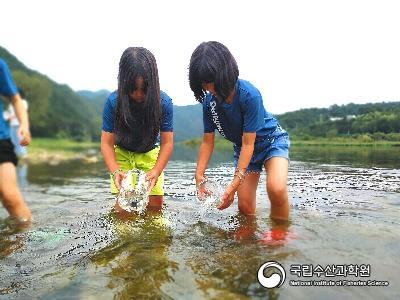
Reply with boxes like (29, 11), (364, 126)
(102, 90), (173, 151)
(0, 59), (18, 140)
(202, 79), (287, 146)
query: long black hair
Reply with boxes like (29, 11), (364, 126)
(189, 41), (239, 103)
(114, 47), (161, 152)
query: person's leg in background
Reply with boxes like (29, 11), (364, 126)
(0, 162), (31, 222)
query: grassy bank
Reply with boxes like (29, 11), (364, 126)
(26, 138), (100, 163)
(181, 136), (400, 149)
(181, 137), (234, 150)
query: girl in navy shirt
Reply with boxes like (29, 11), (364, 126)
(101, 47), (174, 211)
(189, 41), (290, 221)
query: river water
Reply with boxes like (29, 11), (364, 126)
(0, 145), (399, 299)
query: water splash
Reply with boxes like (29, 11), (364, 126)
(116, 169), (149, 213)
(196, 178), (225, 213)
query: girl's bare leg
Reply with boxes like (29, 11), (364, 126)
(264, 157), (289, 221)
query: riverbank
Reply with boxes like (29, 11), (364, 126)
(23, 138), (100, 164)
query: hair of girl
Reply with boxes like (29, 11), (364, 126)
(115, 47), (161, 152)
(189, 41), (239, 103)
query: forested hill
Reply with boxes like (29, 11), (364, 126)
(76, 90), (110, 117)
(278, 102), (400, 140)
(0, 46), (102, 141)
(0, 45), (202, 142)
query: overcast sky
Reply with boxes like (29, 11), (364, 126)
(1, 0), (399, 113)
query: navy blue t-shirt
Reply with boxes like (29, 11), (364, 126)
(0, 59), (18, 140)
(102, 90), (173, 151)
(202, 79), (286, 145)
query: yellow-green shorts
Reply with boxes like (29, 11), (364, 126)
(110, 146), (164, 196)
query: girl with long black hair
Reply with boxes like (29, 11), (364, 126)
(101, 47), (173, 211)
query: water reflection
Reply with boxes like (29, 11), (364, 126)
(290, 145), (400, 168)
(0, 218), (29, 260)
(179, 214), (294, 298)
(0, 144), (399, 299)
(88, 211), (177, 299)
(0, 218), (32, 295)
(26, 161), (106, 186)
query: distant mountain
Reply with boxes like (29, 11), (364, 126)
(77, 90), (110, 116)
(173, 104), (203, 141)
(77, 90), (110, 100)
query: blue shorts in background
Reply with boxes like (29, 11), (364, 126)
(233, 134), (290, 173)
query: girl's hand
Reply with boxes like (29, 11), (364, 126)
(18, 124), (31, 146)
(113, 170), (126, 191)
(217, 180), (240, 210)
(195, 175), (211, 200)
(146, 168), (161, 192)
